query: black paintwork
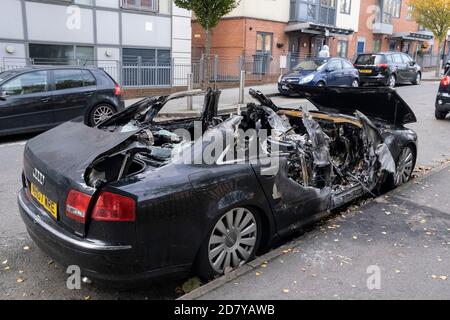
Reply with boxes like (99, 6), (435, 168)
(355, 52), (421, 86)
(435, 70), (450, 118)
(17, 88), (418, 283)
(0, 66), (124, 137)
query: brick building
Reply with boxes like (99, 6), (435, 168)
(192, 0), (440, 63)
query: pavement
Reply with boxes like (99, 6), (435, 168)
(182, 162), (450, 300)
(1, 81), (450, 300)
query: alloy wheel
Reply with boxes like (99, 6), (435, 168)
(395, 147), (414, 186)
(352, 79), (359, 87)
(415, 73), (421, 85)
(389, 75), (396, 88)
(93, 105), (114, 125)
(208, 208), (258, 274)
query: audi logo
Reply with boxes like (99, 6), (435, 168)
(33, 168), (45, 186)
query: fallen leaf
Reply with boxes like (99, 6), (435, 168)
(255, 272), (261, 276)
(4, 266), (10, 271)
(261, 264), (267, 268)
(352, 236), (358, 240)
(181, 277), (202, 294)
(395, 269), (401, 274)
(439, 276), (448, 281)
(84, 296), (91, 300)
(23, 246), (30, 251)
(381, 232), (387, 235)
(16, 278), (24, 283)
(18, 270), (24, 274)
(1, 260), (7, 265)
(282, 289), (290, 293)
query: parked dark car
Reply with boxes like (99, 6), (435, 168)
(0, 66), (124, 137)
(354, 52), (421, 88)
(278, 57), (360, 95)
(18, 86), (417, 284)
(435, 72), (450, 119)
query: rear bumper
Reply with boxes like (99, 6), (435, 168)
(18, 189), (188, 283)
(436, 95), (450, 112)
(359, 74), (388, 85)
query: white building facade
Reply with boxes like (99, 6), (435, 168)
(0, 0), (192, 87)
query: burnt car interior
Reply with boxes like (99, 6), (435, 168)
(85, 89), (223, 188)
(83, 87), (398, 212)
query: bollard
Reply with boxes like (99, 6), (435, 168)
(187, 73), (193, 110)
(238, 70), (245, 114)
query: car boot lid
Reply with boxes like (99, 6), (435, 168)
(289, 85), (417, 125)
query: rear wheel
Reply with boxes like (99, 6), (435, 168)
(387, 74), (396, 88)
(412, 72), (421, 85)
(317, 81), (325, 87)
(435, 110), (447, 120)
(89, 104), (115, 126)
(195, 207), (261, 280)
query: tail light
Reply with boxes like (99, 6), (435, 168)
(91, 192), (136, 222)
(114, 84), (121, 96)
(441, 76), (450, 86)
(66, 190), (92, 223)
(377, 64), (389, 69)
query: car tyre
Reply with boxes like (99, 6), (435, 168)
(351, 79), (359, 87)
(89, 104), (116, 126)
(382, 145), (416, 191)
(435, 110), (447, 120)
(412, 72), (421, 85)
(317, 81), (325, 87)
(194, 207), (262, 281)
(387, 74), (396, 88)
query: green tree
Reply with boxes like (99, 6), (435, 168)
(174, 0), (241, 86)
(411, 0), (450, 76)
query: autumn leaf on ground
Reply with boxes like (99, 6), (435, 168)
(181, 277), (202, 294)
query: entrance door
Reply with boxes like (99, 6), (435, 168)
(314, 38), (325, 56)
(357, 40), (365, 54)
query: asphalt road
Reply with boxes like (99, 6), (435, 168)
(0, 81), (449, 300)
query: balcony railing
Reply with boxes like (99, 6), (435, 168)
(121, 0), (159, 12)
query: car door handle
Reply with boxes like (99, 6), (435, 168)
(40, 97), (51, 103)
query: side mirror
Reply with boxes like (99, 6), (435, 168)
(326, 67), (335, 73)
(0, 91), (8, 101)
(410, 61), (416, 66)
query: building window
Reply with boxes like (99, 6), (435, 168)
(122, 48), (171, 87)
(121, 0), (159, 12)
(256, 32), (273, 53)
(389, 40), (397, 51)
(337, 40), (348, 58)
(29, 44), (94, 65)
(340, 0), (351, 14)
(384, 0), (401, 20)
(373, 39), (382, 52)
(406, 5), (414, 20)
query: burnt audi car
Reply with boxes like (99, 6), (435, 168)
(18, 86), (417, 283)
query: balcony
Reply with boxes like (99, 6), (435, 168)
(121, 0), (159, 12)
(372, 22), (393, 35)
(289, 0), (336, 26)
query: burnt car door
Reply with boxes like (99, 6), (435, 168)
(0, 70), (54, 135)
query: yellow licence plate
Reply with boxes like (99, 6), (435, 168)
(30, 183), (58, 219)
(359, 69), (372, 74)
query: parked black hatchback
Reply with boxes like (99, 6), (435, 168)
(435, 72), (450, 120)
(0, 66), (124, 137)
(355, 52), (421, 88)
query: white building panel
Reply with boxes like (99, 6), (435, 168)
(0, 42), (27, 69)
(0, 0), (24, 40)
(96, 10), (120, 45)
(96, 0), (120, 9)
(121, 13), (171, 47)
(26, 2), (94, 43)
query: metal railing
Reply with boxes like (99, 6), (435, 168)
(2, 53), (320, 88)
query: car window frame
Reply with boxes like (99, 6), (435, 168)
(327, 59), (343, 71)
(0, 70), (50, 98)
(401, 53), (412, 64)
(393, 54), (404, 64)
(342, 60), (354, 69)
(82, 70), (97, 88)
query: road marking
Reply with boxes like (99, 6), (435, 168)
(0, 141), (26, 148)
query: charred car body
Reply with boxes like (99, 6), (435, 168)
(18, 86), (417, 282)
